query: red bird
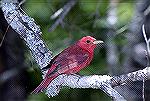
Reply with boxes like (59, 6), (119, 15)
(31, 36), (103, 94)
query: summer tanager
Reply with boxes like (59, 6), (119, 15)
(32, 36), (103, 94)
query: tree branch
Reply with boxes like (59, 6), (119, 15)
(2, 1), (150, 101)
(46, 74), (126, 101)
(1, 0), (53, 72)
(46, 67), (150, 100)
(48, 0), (77, 32)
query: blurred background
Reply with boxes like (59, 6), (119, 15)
(0, 0), (150, 101)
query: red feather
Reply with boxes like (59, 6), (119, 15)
(31, 36), (101, 94)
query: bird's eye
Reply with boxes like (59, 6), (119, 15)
(86, 40), (91, 43)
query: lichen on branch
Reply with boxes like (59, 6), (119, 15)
(1, 0), (53, 70)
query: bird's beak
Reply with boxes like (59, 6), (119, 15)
(93, 40), (104, 44)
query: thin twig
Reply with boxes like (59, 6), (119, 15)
(0, 0), (26, 47)
(142, 24), (150, 66)
(0, 25), (9, 47)
(18, 0), (26, 7)
(0, 65), (27, 85)
(48, 0), (77, 32)
(142, 79), (145, 101)
(144, 5), (150, 16)
(141, 24), (150, 101)
(50, 8), (64, 20)
(0, 13), (19, 47)
(142, 25), (148, 43)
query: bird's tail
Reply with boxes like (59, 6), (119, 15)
(31, 74), (58, 94)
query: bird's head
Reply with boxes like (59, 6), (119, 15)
(77, 36), (104, 53)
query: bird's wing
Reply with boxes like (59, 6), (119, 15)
(46, 45), (90, 77)
(41, 53), (60, 72)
